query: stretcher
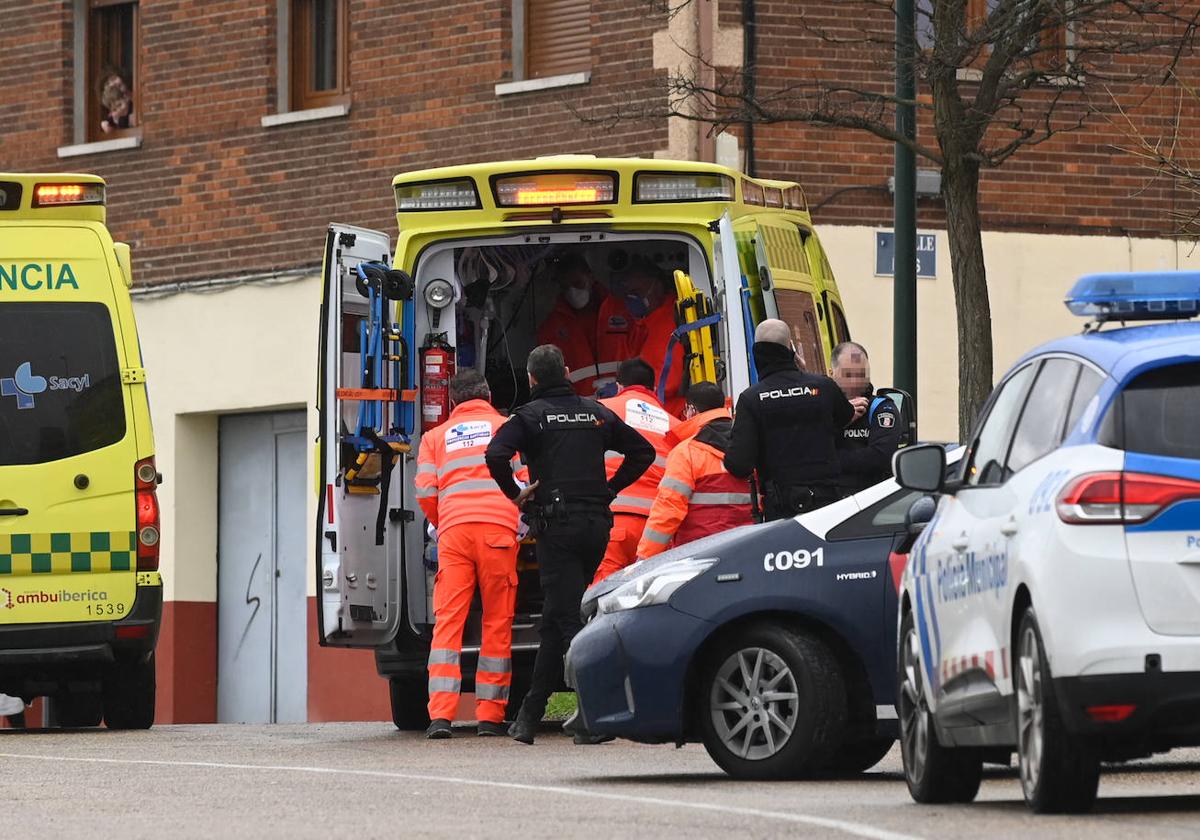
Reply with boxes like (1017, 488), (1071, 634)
(656, 270), (724, 405)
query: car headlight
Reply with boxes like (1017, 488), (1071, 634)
(596, 557), (718, 615)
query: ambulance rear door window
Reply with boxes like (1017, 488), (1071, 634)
(0, 302), (126, 465)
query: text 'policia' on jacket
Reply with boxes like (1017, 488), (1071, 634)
(836, 387), (902, 496)
(485, 381), (656, 507)
(724, 341), (855, 495)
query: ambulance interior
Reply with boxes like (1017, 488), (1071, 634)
(412, 234), (716, 653)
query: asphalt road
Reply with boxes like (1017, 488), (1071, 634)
(1, 723), (1197, 839)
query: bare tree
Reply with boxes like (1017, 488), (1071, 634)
(606, 0), (1199, 436)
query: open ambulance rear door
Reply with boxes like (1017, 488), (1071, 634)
(316, 224), (407, 648)
(715, 212), (753, 396)
(753, 219), (830, 375)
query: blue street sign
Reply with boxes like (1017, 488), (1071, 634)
(875, 231), (936, 279)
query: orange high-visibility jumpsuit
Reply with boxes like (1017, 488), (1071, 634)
(415, 399), (523, 724)
(638, 407), (754, 558)
(592, 386), (679, 583)
(537, 295), (603, 396)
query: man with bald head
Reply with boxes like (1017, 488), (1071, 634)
(724, 319), (855, 520)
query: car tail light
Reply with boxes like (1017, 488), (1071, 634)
(135, 456), (161, 571)
(115, 624), (151, 640)
(1056, 471), (1200, 525)
(1085, 704), (1136, 723)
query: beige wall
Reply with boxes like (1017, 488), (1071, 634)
(133, 276), (320, 603)
(820, 226), (1199, 442)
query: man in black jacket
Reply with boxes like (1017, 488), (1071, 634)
(724, 319), (855, 520)
(832, 341), (903, 497)
(486, 344), (654, 745)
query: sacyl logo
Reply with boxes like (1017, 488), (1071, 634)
(1, 588), (12, 610)
(0, 362), (47, 410)
(763, 547), (824, 572)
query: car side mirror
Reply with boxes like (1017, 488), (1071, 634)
(905, 495), (938, 537)
(893, 444), (946, 494)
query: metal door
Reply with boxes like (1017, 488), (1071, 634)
(217, 411), (308, 724)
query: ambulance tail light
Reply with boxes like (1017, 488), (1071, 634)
(32, 182), (106, 207)
(1056, 471), (1200, 525)
(394, 178), (481, 211)
(634, 172), (733, 203)
(493, 172), (616, 207)
(135, 457), (161, 571)
(742, 180), (765, 206)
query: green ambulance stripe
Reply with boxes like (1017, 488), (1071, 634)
(0, 531), (137, 575)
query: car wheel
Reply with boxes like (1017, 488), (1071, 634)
(825, 736), (895, 775)
(699, 624), (846, 780)
(103, 654), (156, 730)
(389, 676), (430, 731)
(1016, 608), (1100, 813)
(56, 691), (104, 728)
(898, 611), (982, 803)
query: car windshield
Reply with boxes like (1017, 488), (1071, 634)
(0, 302), (126, 465)
(1116, 361), (1200, 460)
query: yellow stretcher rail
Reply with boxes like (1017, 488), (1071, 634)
(673, 269), (719, 385)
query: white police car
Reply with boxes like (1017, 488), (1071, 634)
(894, 272), (1200, 813)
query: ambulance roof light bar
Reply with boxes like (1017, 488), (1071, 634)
(395, 178), (481, 212)
(32, 182), (106, 208)
(1065, 271), (1200, 324)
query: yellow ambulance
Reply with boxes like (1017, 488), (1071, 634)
(315, 157), (853, 728)
(0, 173), (161, 729)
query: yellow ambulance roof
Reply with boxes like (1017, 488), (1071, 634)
(0, 173), (107, 223)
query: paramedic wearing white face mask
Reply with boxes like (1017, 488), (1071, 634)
(596, 257), (687, 416)
(536, 253), (603, 397)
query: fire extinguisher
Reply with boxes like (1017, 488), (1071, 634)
(420, 334), (455, 432)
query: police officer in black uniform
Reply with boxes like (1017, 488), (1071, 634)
(831, 341), (903, 497)
(724, 319), (855, 520)
(486, 344), (654, 745)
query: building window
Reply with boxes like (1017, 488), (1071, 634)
(86, 0), (139, 143)
(917, 0), (1068, 69)
(290, 0), (348, 111)
(515, 0), (591, 82)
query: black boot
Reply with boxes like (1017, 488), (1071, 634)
(477, 720), (508, 737)
(425, 718), (452, 739)
(509, 718), (537, 745)
(562, 709), (613, 745)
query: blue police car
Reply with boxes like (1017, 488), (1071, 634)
(566, 450), (962, 780)
(893, 272), (1200, 813)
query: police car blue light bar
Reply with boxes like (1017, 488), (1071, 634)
(1065, 271), (1200, 321)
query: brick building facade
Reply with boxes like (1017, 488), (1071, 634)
(2, 0), (1197, 725)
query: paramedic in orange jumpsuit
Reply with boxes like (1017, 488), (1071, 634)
(597, 257), (686, 414)
(415, 369), (524, 739)
(536, 253), (604, 396)
(592, 358), (680, 583)
(639, 381), (754, 557)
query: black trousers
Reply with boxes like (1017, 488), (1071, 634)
(520, 508), (611, 722)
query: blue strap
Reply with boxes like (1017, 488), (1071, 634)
(656, 312), (723, 404)
(741, 280), (758, 385)
(868, 396), (886, 424)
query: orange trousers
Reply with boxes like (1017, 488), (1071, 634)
(427, 524), (519, 723)
(592, 512), (646, 585)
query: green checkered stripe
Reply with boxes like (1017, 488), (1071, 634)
(0, 531), (136, 575)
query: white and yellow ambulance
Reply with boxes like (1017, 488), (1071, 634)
(315, 157), (854, 727)
(0, 173), (162, 729)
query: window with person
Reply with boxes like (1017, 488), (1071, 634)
(290, 0), (348, 111)
(86, 0), (138, 142)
